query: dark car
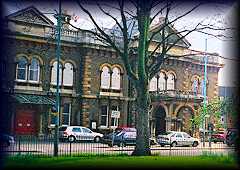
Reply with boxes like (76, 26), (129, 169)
(211, 131), (226, 143)
(0, 133), (15, 147)
(226, 128), (238, 147)
(102, 127), (156, 147)
(102, 127), (136, 147)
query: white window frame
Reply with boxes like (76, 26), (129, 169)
(62, 103), (71, 126)
(16, 57), (28, 82)
(63, 62), (74, 87)
(111, 67), (121, 90)
(28, 58), (40, 83)
(158, 72), (166, 91)
(100, 66), (111, 89)
(100, 105), (109, 128)
(149, 76), (157, 91)
(167, 73), (175, 90)
(51, 61), (63, 85)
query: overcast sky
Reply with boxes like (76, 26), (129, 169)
(3, 1), (238, 86)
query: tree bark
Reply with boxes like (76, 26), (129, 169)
(132, 83), (151, 156)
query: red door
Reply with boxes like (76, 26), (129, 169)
(15, 110), (36, 135)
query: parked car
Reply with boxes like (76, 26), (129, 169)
(157, 131), (199, 147)
(211, 131), (226, 143)
(102, 127), (156, 147)
(59, 126), (103, 142)
(226, 128), (238, 147)
(102, 127), (136, 147)
(0, 133), (15, 147)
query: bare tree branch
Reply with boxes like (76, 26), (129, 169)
(77, 0), (138, 81)
(147, 2), (202, 50)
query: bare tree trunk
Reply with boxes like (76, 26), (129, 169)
(132, 84), (151, 156)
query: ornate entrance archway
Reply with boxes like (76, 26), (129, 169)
(152, 106), (166, 136)
(176, 106), (194, 135)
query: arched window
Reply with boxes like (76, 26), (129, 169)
(29, 58), (40, 82)
(63, 62), (73, 86)
(167, 73), (175, 90)
(16, 56), (28, 81)
(158, 72), (166, 91)
(100, 66), (111, 89)
(149, 76), (157, 91)
(111, 67), (121, 90)
(192, 78), (199, 94)
(51, 61), (62, 85)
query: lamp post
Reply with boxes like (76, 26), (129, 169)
(54, 0), (62, 157)
(202, 38), (208, 147)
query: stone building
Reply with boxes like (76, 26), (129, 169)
(3, 6), (222, 137)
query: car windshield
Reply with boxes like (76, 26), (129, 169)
(160, 131), (174, 135)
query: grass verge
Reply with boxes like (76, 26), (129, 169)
(2, 154), (239, 169)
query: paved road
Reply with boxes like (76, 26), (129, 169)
(2, 141), (236, 156)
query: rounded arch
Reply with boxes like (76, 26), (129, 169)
(111, 64), (124, 74)
(174, 104), (195, 116)
(15, 54), (30, 63)
(159, 69), (167, 75)
(153, 103), (169, 117)
(29, 55), (44, 66)
(49, 59), (64, 66)
(166, 70), (177, 79)
(152, 104), (168, 136)
(99, 63), (111, 71)
(63, 59), (77, 69)
(175, 105), (195, 135)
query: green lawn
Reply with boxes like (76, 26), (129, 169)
(3, 154), (239, 169)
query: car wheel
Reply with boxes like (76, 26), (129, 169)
(192, 141), (198, 147)
(94, 136), (101, 143)
(213, 141), (217, 143)
(171, 142), (177, 147)
(160, 144), (165, 147)
(68, 136), (76, 142)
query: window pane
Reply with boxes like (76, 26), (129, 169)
(111, 67), (121, 90)
(62, 104), (70, 126)
(149, 77), (157, 91)
(17, 57), (27, 80)
(100, 105), (108, 126)
(63, 63), (73, 86)
(51, 61), (62, 85)
(82, 128), (92, 133)
(63, 103), (70, 113)
(62, 115), (69, 125)
(159, 73), (165, 91)
(29, 58), (39, 81)
(167, 73), (175, 90)
(17, 69), (26, 80)
(72, 128), (81, 132)
(100, 66), (110, 89)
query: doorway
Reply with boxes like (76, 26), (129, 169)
(15, 110), (37, 135)
(154, 106), (166, 136)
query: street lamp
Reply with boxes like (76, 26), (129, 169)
(202, 38), (208, 147)
(54, 0), (62, 157)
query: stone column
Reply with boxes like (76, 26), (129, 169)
(165, 116), (172, 131)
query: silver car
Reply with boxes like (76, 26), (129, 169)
(59, 126), (103, 142)
(157, 131), (199, 147)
